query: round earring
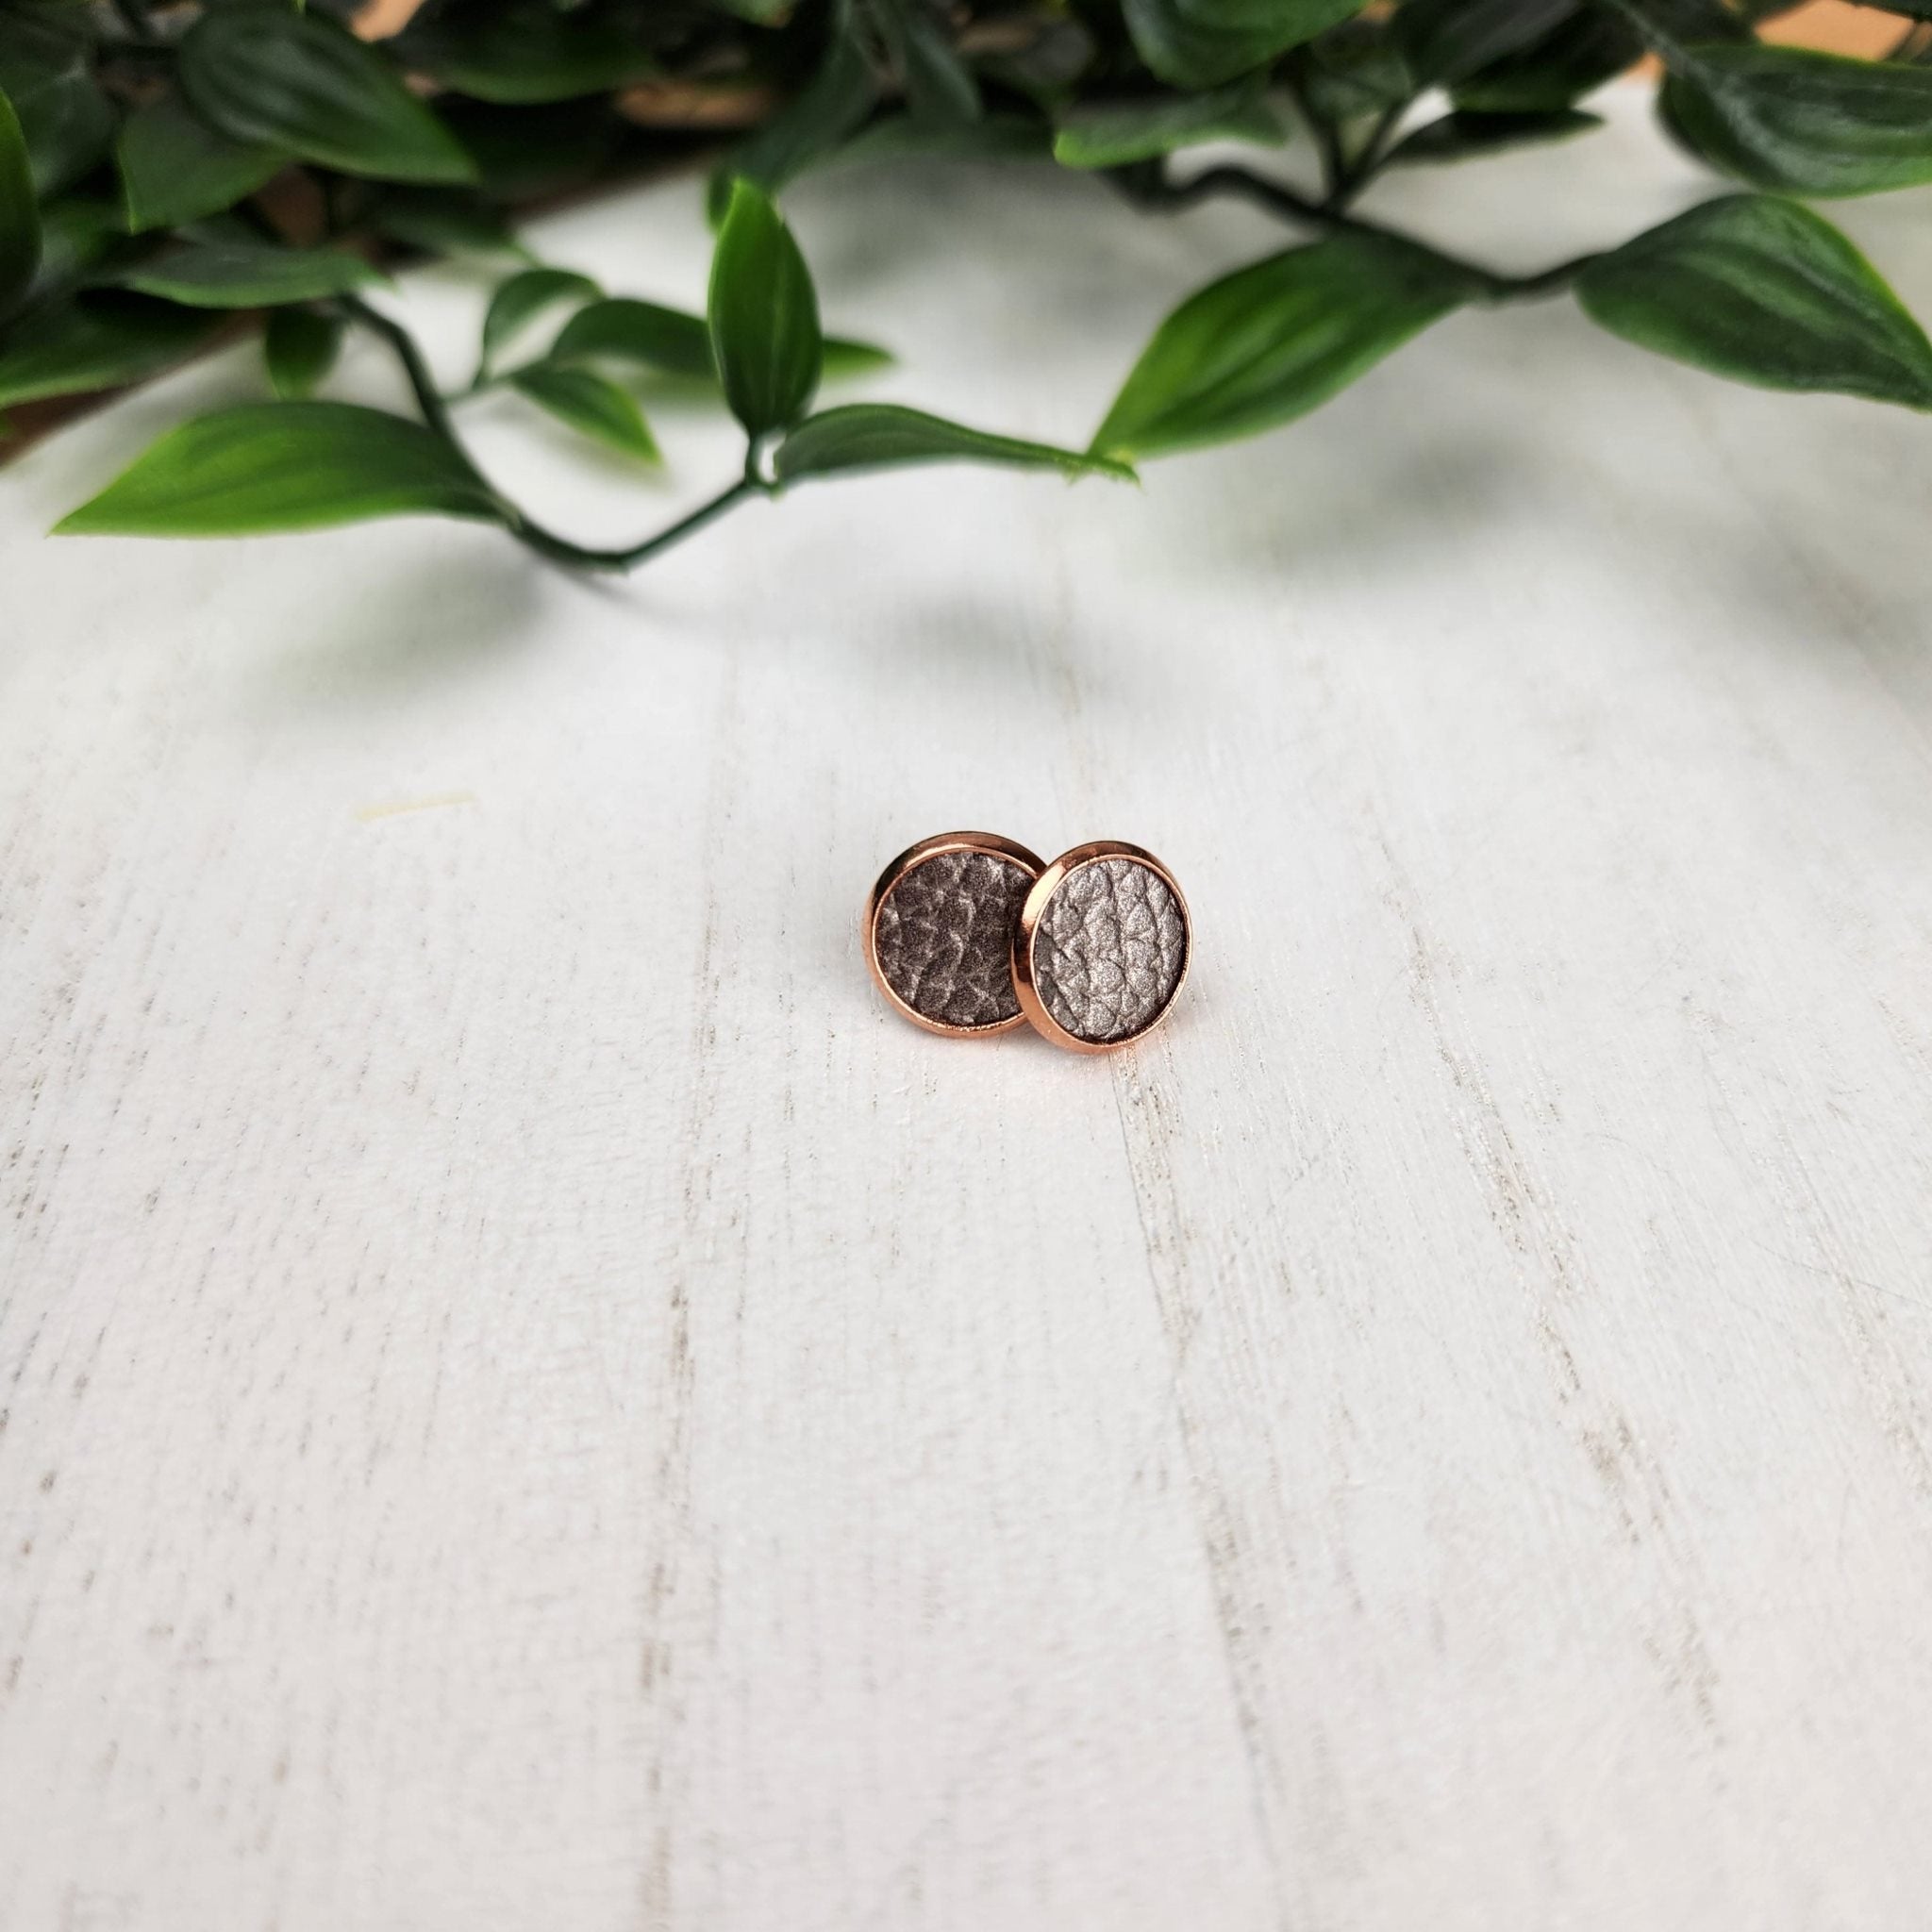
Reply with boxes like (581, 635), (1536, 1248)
(1012, 841), (1191, 1052)
(864, 832), (1046, 1037)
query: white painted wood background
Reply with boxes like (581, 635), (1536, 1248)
(4, 86), (1931, 1932)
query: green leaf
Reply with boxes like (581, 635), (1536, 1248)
(0, 1), (89, 74)
(1301, 22), (1414, 123)
(709, 30), (875, 215)
(1397, 0), (1582, 88)
(871, 0), (982, 125)
(439, 97), (623, 201)
(480, 267), (600, 374)
(1092, 232), (1479, 460)
(775, 403), (1133, 481)
(263, 307), (343, 400)
(1661, 45), (1932, 195)
(0, 293), (218, 409)
(117, 94), (285, 235)
(181, 7), (477, 187)
(1575, 192), (1932, 409)
(508, 363), (661, 464)
(56, 402), (506, 537)
(708, 177), (823, 437)
(1641, 0), (1756, 44)
(1054, 79), (1285, 169)
(1453, 6), (1642, 111)
(835, 111), (1052, 164)
(117, 241), (383, 309)
(1123, 0), (1373, 90)
(1386, 106), (1601, 164)
(400, 5), (658, 105)
(821, 335), (895, 376)
(0, 86), (38, 319)
(375, 190), (527, 260)
(551, 295), (717, 379)
(0, 22), (114, 201)
(22, 196), (125, 310)
(550, 294), (888, 384)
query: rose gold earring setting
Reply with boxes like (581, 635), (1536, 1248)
(863, 831), (1046, 1038)
(1012, 841), (1191, 1053)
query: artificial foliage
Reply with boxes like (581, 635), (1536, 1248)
(3, 0), (1931, 572)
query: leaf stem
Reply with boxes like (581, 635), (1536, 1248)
(1153, 164), (1601, 300)
(1283, 71), (1349, 205)
(1331, 102), (1407, 210)
(340, 294), (460, 443)
(508, 478), (767, 571)
(337, 293), (767, 574)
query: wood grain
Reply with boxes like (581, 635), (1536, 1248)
(3, 90), (1930, 1932)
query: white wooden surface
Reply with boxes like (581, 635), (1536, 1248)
(4, 87), (1932, 1932)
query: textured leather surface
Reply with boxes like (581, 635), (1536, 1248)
(1034, 858), (1187, 1043)
(874, 849), (1033, 1030)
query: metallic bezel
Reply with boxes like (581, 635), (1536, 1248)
(863, 831), (1047, 1038)
(1012, 841), (1191, 1054)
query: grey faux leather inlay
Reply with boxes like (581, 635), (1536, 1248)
(1034, 858), (1186, 1043)
(874, 849), (1033, 1030)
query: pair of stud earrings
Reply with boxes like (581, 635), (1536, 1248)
(863, 832), (1191, 1053)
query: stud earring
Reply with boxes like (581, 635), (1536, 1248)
(864, 832), (1046, 1037)
(1012, 841), (1191, 1052)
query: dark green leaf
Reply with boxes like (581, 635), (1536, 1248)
(775, 403), (1133, 481)
(400, 4), (658, 105)
(1124, 0), (1372, 89)
(1453, 6), (1642, 111)
(1398, 0), (1581, 87)
(551, 295), (716, 378)
(711, 0), (792, 19)
(508, 363), (661, 463)
(118, 241), (383, 308)
(1641, 0), (1756, 44)
(1092, 232), (1479, 459)
(1661, 45), (1932, 195)
(56, 402), (506, 537)
(708, 177), (822, 437)
(438, 98), (623, 201)
(709, 30), (875, 215)
(1386, 106), (1601, 163)
(835, 111), (1052, 163)
(375, 190), (527, 260)
(481, 267), (600, 373)
(1575, 192), (1932, 408)
(0, 20), (114, 201)
(22, 197), (125, 309)
(0, 86), (37, 318)
(1301, 22), (1414, 123)
(550, 294), (888, 384)
(822, 335), (895, 376)
(263, 307), (343, 399)
(1054, 79), (1285, 169)
(181, 7), (477, 186)
(871, 0), (983, 124)
(0, 293), (218, 409)
(0, 0), (89, 71)
(8, 73), (111, 203)
(117, 94), (285, 235)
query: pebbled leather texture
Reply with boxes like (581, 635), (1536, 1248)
(874, 848), (1034, 1030)
(1034, 858), (1187, 1044)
